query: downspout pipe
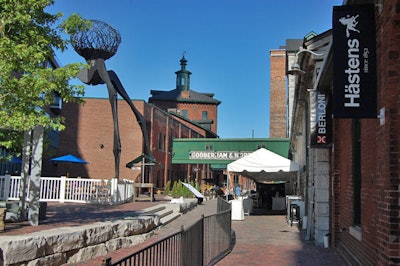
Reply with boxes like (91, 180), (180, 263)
(289, 80), (309, 202)
(288, 53), (311, 239)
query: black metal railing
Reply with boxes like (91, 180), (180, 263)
(203, 209), (232, 265)
(104, 198), (232, 266)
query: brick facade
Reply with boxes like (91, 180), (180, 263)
(331, 2), (400, 264)
(42, 98), (211, 188)
(153, 101), (218, 133)
(149, 57), (220, 134)
(269, 49), (287, 138)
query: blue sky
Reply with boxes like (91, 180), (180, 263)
(48, 0), (342, 138)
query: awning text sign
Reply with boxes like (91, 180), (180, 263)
(189, 151), (252, 160)
(332, 4), (377, 118)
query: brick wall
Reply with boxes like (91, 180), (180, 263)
(150, 100), (218, 134)
(331, 2), (400, 264)
(269, 49), (287, 138)
(42, 98), (210, 187)
(176, 102), (218, 133)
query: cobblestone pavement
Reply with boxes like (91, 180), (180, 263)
(75, 201), (346, 266)
(217, 214), (346, 266)
(1, 198), (346, 265)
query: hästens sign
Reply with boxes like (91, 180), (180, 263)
(332, 5), (377, 118)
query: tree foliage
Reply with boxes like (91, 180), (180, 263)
(164, 180), (171, 195)
(0, 0), (91, 152)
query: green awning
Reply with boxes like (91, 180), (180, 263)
(210, 164), (228, 170)
(126, 154), (160, 168)
(172, 138), (290, 164)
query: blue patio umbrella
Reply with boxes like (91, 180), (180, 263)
(51, 154), (88, 164)
(51, 154), (88, 177)
(10, 156), (22, 164)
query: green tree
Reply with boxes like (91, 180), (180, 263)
(164, 180), (171, 195)
(171, 181), (179, 198)
(0, 0), (91, 154)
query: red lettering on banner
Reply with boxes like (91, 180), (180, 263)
(317, 136), (327, 144)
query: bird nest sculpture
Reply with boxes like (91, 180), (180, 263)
(71, 20), (121, 61)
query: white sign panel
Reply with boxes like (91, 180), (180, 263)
(189, 151), (252, 160)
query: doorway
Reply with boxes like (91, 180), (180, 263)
(253, 182), (286, 215)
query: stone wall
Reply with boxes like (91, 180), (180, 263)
(0, 215), (159, 266)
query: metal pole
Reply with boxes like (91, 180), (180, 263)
(142, 156), (145, 184)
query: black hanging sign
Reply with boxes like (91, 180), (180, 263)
(332, 4), (377, 118)
(310, 91), (332, 148)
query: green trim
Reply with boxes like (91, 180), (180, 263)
(210, 164), (228, 170)
(172, 138), (290, 166)
(126, 154), (158, 168)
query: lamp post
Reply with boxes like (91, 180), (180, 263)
(70, 20), (154, 179)
(287, 48), (326, 241)
(287, 49), (325, 75)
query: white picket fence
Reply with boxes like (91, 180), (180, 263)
(0, 175), (135, 204)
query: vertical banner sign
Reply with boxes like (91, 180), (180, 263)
(332, 5), (377, 118)
(310, 91), (332, 148)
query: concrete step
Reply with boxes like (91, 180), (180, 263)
(141, 205), (166, 214)
(157, 204), (181, 225)
(160, 211), (181, 225)
(148, 204), (181, 225)
(155, 208), (173, 219)
(141, 201), (196, 226)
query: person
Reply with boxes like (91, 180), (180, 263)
(235, 184), (241, 198)
(204, 188), (210, 201)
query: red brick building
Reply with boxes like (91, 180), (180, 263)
(330, 1), (400, 264)
(269, 49), (287, 138)
(287, 1), (400, 264)
(149, 56), (220, 134)
(269, 39), (303, 139)
(42, 58), (219, 189)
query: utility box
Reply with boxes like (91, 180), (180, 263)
(39, 202), (47, 221)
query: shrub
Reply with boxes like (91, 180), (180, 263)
(171, 181), (179, 197)
(168, 180), (195, 198)
(164, 180), (171, 195)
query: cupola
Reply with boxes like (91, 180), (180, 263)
(175, 55), (192, 91)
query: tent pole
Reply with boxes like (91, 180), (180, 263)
(226, 172), (229, 201)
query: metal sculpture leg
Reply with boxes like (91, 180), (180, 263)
(77, 59), (154, 180)
(107, 70), (153, 158)
(78, 59), (121, 179)
(106, 83), (121, 179)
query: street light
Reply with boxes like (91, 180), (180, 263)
(287, 49), (325, 75)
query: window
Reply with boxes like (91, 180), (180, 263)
(181, 110), (188, 118)
(234, 174), (239, 185)
(202, 111), (208, 120)
(158, 132), (165, 151)
(50, 92), (62, 113)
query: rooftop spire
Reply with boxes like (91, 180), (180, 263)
(180, 53), (187, 70)
(176, 54), (191, 91)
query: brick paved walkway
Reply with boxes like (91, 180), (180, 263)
(1, 198), (346, 265)
(1, 200), (163, 236)
(217, 214), (346, 266)
(74, 201), (346, 266)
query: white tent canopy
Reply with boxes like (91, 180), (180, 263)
(227, 148), (300, 183)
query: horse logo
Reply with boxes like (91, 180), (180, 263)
(339, 15), (360, 37)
